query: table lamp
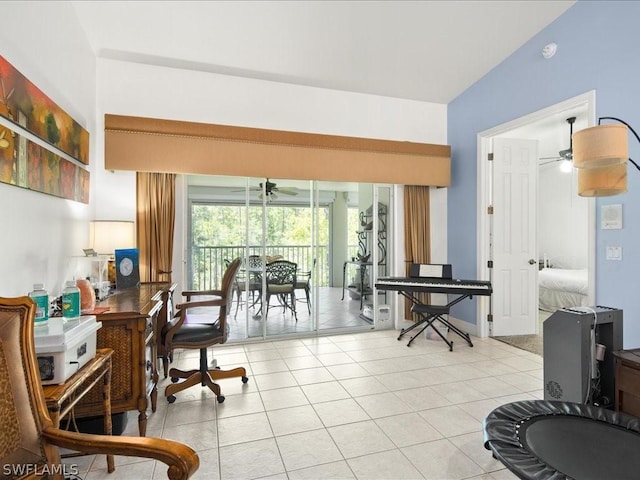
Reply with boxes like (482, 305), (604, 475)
(89, 220), (136, 284)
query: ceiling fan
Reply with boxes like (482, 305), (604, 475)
(539, 116), (576, 169)
(249, 179), (299, 201)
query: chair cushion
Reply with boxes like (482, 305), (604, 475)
(171, 323), (224, 344)
(268, 284), (293, 294)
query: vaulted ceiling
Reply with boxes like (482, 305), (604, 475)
(72, 1), (575, 104)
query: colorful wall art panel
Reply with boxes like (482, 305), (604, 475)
(0, 54), (90, 165)
(0, 55), (89, 203)
(1, 125), (89, 203)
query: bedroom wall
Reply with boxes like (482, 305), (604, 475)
(448, 1), (640, 348)
(0, 2), (97, 298)
(539, 164), (588, 269)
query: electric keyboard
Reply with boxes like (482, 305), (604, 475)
(375, 277), (492, 296)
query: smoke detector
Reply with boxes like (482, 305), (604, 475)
(542, 43), (557, 59)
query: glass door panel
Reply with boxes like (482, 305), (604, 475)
(315, 181), (372, 332)
(245, 176), (267, 339)
(372, 184), (392, 330)
(260, 178), (314, 337)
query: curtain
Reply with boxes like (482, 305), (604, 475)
(403, 186), (431, 320)
(136, 172), (176, 283)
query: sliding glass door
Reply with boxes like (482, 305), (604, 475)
(187, 176), (392, 341)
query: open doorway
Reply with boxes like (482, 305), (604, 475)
(477, 92), (597, 354)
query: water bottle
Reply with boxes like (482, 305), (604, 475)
(29, 283), (49, 327)
(62, 280), (80, 321)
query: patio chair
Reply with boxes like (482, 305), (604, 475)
(295, 258), (316, 314)
(265, 260), (298, 321)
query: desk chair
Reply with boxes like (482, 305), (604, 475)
(265, 260), (298, 321)
(0, 296), (199, 480)
(162, 258), (248, 404)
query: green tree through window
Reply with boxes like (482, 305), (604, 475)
(190, 203), (329, 289)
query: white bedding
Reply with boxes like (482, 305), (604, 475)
(538, 268), (588, 295)
(538, 267), (588, 312)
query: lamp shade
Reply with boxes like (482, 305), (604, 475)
(577, 163), (627, 197)
(89, 221), (135, 256)
(572, 124), (628, 169)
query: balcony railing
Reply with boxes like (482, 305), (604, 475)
(190, 245), (330, 291)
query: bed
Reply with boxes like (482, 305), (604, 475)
(538, 267), (588, 312)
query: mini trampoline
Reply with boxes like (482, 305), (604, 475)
(483, 400), (640, 480)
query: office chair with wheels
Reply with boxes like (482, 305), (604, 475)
(162, 258), (248, 404)
(0, 296), (199, 480)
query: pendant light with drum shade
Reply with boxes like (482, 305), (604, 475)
(572, 117), (640, 197)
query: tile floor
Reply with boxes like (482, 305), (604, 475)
(68, 326), (542, 480)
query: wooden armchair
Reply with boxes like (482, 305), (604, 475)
(0, 296), (199, 480)
(161, 258), (248, 404)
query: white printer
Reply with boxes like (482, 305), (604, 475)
(34, 315), (102, 385)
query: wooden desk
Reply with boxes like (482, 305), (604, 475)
(43, 348), (115, 473)
(74, 283), (176, 436)
(614, 348), (640, 417)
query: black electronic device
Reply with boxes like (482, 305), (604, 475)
(543, 306), (623, 407)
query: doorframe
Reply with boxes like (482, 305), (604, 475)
(477, 91), (597, 338)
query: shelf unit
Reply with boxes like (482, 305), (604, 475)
(344, 203), (387, 319)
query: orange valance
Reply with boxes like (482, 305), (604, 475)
(105, 114), (450, 186)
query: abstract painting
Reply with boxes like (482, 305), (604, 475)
(1, 126), (89, 203)
(0, 55), (89, 203)
(0, 54), (89, 165)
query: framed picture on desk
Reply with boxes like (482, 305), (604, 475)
(115, 248), (140, 289)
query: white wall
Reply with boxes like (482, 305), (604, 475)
(95, 58), (448, 295)
(539, 165), (588, 268)
(0, 2), (448, 304)
(0, 2), (96, 298)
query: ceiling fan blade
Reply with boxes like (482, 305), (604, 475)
(275, 188), (298, 196)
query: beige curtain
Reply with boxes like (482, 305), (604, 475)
(136, 172), (176, 283)
(403, 186), (431, 320)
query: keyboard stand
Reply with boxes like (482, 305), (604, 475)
(397, 291), (474, 350)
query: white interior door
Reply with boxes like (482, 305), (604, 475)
(492, 138), (538, 336)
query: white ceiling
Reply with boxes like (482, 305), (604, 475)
(72, 0), (580, 181)
(72, 0), (575, 104)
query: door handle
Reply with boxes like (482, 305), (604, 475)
(528, 259), (536, 265)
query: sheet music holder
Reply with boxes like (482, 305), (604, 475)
(409, 263), (452, 279)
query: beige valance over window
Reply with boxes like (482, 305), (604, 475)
(105, 114), (451, 186)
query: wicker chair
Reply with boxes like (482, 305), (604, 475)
(162, 257), (248, 404)
(0, 296), (199, 480)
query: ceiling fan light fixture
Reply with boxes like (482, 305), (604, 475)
(559, 159), (573, 173)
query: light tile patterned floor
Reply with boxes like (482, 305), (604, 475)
(69, 328), (542, 480)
